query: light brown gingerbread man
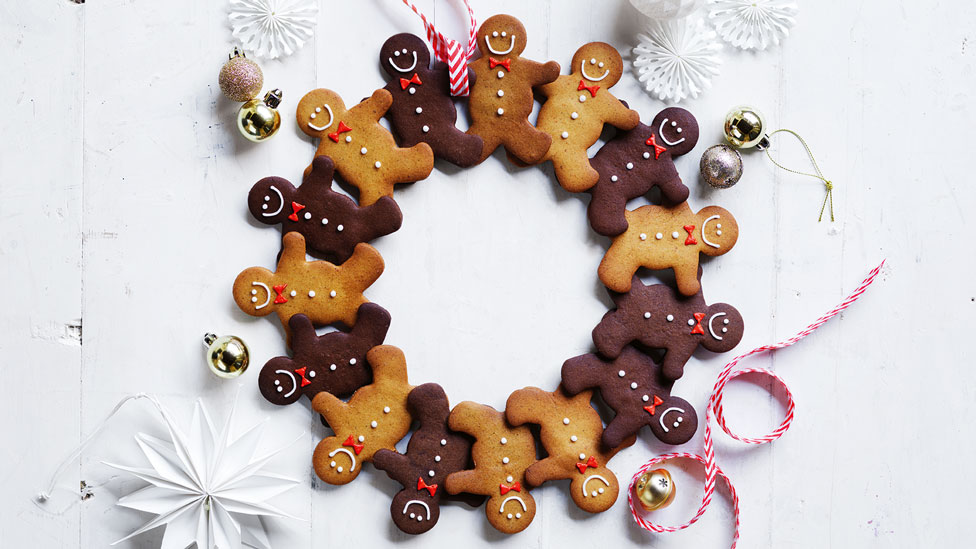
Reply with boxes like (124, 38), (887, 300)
(531, 42), (639, 192)
(311, 345), (414, 485)
(506, 386), (635, 513)
(297, 88), (434, 205)
(598, 202), (739, 296)
(444, 401), (538, 534)
(232, 232), (384, 336)
(466, 14), (560, 165)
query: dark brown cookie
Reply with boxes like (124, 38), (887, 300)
(257, 303), (391, 405)
(373, 383), (473, 535)
(248, 156), (403, 263)
(562, 345), (698, 447)
(587, 107), (699, 236)
(380, 33), (483, 168)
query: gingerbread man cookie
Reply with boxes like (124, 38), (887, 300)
(531, 42), (639, 192)
(380, 33), (484, 168)
(297, 88), (434, 205)
(506, 386), (635, 513)
(593, 271), (744, 381)
(257, 303), (391, 405)
(587, 107), (700, 236)
(598, 202), (738, 296)
(248, 156), (403, 263)
(562, 346), (698, 447)
(232, 232), (384, 336)
(444, 401), (537, 534)
(466, 14), (560, 165)
(312, 345), (414, 485)
(373, 383), (473, 534)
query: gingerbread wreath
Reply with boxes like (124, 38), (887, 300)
(234, 13), (744, 535)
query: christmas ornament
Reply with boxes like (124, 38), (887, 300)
(204, 333), (250, 378)
(632, 17), (723, 103)
(219, 48), (264, 103)
(105, 398), (300, 549)
(707, 0), (798, 51)
(634, 468), (676, 511)
(237, 89), (282, 142)
(229, 0), (319, 60)
(629, 0), (704, 20)
(700, 144), (743, 188)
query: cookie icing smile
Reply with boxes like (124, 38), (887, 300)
(388, 49), (418, 73)
(273, 369), (298, 397)
(261, 186), (284, 217)
(486, 32), (516, 55)
(251, 281), (271, 310)
(580, 58), (610, 81)
(307, 104), (334, 132)
(708, 312), (727, 340)
(658, 407), (685, 433)
(581, 474), (610, 497)
(658, 118), (686, 146)
(402, 500), (431, 521)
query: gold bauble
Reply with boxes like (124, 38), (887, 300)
(634, 468), (676, 511)
(203, 333), (250, 378)
(237, 89), (282, 142)
(724, 106), (769, 149)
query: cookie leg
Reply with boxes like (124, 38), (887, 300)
(586, 187), (630, 237)
(657, 177), (691, 205)
(397, 142), (435, 183)
(602, 413), (644, 449)
(598, 242), (637, 293)
(438, 127), (485, 168)
(660, 345), (694, 381)
(467, 121), (501, 164)
(672, 261), (702, 297)
(560, 354), (606, 395)
(504, 122), (552, 165)
(552, 151), (600, 194)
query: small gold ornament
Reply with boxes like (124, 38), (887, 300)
(237, 89), (282, 142)
(724, 106), (769, 149)
(634, 468), (676, 511)
(203, 333), (250, 378)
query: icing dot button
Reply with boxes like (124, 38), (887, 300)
(644, 311), (651, 319)
(618, 370), (625, 377)
(321, 218), (328, 225)
(408, 87), (416, 95)
(687, 318), (696, 326)
(642, 395), (649, 402)
(497, 107), (505, 116)
(630, 382), (638, 389)
(304, 212), (312, 220)
(561, 131), (569, 139)
(507, 475), (514, 483)
(571, 111), (579, 120)
(643, 152), (651, 159)
(289, 290), (297, 297)
(308, 290), (316, 298)
(428, 470), (435, 477)
(497, 90), (505, 97)
(655, 232), (663, 240)
(435, 455), (441, 462)
(502, 457), (510, 464)
(358, 435), (365, 442)
(422, 125), (430, 133)
(383, 406), (390, 413)
(349, 358), (357, 365)
(345, 135), (352, 143)
(330, 290), (337, 298)
(374, 161), (382, 169)
(337, 224), (344, 232)
(639, 233), (647, 241)
(370, 420), (378, 428)
(579, 453), (586, 460)
(570, 435), (578, 442)
(330, 363), (337, 371)
(563, 417), (570, 425)
(579, 95), (587, 102)
(415, 107), (423, 114)
(360, 147), (367, 154)
(611, 175), (618, 182)
(440, 439), (447, 446)
(626, 162), (634, 170)
(498, 70), (505, 78)
(667, 314), (674, 322)
(672, 231), (680, 239)
(500, 437), (508, 445)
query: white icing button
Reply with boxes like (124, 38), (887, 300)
(321, 218), (328, 225)
(435, 455), (441, 462)
(579, 453), (586, 460)
(626, 162), (634, 170)
(563, 417), (570, 425)
(374, 161), (382, 169)
(345, 136), (352, 143)
(440, 439), (447, 446)
(497, 107), (505, 115)
(506, 475), (513, 483)
(289, 290), (297, 297)
(561, 131), (569, 139)
(687, 318), (695, 326)
(497, 70), (505, 78)
(579, 95), (586, 102)
(618, 370), (625, 377)
(497, 90), (504, 97)
(500, 437), (507, 445)
(337, 224), (344, 232)
(642, 395), (649, 402)
(383, 406), (390, 413)
(371, 420), (378, 428)
(415, 107), (423, 114)
(360, 147), (367, 154)
(428, 470), (435, 477)
(644, 312), (651, 319)
(358, 435), (365, 442)
(610, 175), (618, 182)
(349, 358), (357, 365)
(643, 152), (650, 159)
(304, 212), (312, 220)
(655, 232), (663, 240)
(330, 290), (337, 298)
(672, 231), (680, 239)
(639, 233), (647, 241)
(571, 111), (579, 119)
(502, 457), (510, 464)
(330, 364), (337, 371)
(308, 290), (316, 298)
(408, 87), (416, 94)
(422, 125), (430, 133)
(570, 435), (578, 442)
(667, 315), (674, 322)
(630, 382), (638, 389)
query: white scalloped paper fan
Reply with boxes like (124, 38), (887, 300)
(229, 0), (318, 59)
(632, 17), (723, 103)
(708, 0), (798, 51)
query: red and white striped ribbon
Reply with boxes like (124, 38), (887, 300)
(629, 260), (887, 548)
(399, 0), (478, 96)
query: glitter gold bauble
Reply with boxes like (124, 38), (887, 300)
(218, 48), (263, 102)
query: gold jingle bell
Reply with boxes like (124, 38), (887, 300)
(203, 333), (250, 378)
(634, 468), (676, 511)
(724, 106), (770, 150)
(237, 89), (282, 142)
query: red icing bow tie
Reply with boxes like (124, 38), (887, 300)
(294, 366), (312, 387)
(645, 133), (667, 159)
(328, 121), (352, 143)
(489, 57), (511, 71)
(578, 80), (600, 97)
(399, 73), (423, 90)
(690, 312), (706, 335)
(644, 395), (665, 416)
(272, 284), (288, 304)
(417, 477), (438, 496)
(342, 435), (364, 455)
(287, 201), (305, 222)
(683, 224), (697, 246)
(576, 456), (599, 474)
(499, 481), (521, 495)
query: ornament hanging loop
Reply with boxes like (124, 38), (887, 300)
(762, 128), (835, 222)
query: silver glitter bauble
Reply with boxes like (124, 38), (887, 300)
(700, 144), (743, 188)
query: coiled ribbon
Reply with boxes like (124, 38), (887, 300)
(399, 0), (478, 96)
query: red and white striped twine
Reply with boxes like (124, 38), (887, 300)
(629, 260), (887, 548)
(399, 0), (478, 96)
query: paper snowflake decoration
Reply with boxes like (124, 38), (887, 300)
(632, 17), (723, 103)
(229, 0), (318, 59)
(708, 0), (798, 51)
(104, 399), (299, 549)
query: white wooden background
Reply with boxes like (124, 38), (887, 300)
(2, 0), (973, 547)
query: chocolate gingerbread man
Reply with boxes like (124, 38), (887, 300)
(312, 345), (414, 485)
(562, 345), (698, 448)
(248, 156), (403, 263)
(373, 383), (473, 534)
(466, 14), (560, 165)
(598, 202), (738, 296)
(587, 107), (700, 236)
(380, 33), (483, 168)
(297, 88), (434, 205)
(506, 386), (635, 513)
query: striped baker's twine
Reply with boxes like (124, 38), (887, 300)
(629, 260), (887, 548)
(399, 0), (478, 96)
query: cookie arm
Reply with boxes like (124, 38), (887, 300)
(523, 59), (561, 87)
(363, 196), (404, 237)
(444, 469), (487, 496)
(561, 354), (606, 396)
(661, 345), (694, 381)
(349, 302), (392, 347)
(525, 457), (570, 486)
(366, 345), (409, 386)
(536, 74), (569, 98)
(344, 243), (385, 291)
(607, 101), (640, 131)
(372, 448), (412, 485)
(591, 310), (631, 360)
(278, 232), (308, 268)
(505, 387), (550, 427)
(311, 391), (347, 427)
(672, 261), (702, 297)
(361, 88), (394, 121)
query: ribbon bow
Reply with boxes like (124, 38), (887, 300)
(272, 284), (288, 304)
(646, 133), (667, 159)
(294, 366), (312, 387)
(683, 224), (697, 246)
(489, 57), (511, 71)
(328, 121), (352, 143)
(287, 201), (305, 222)
(399, 73), (423, 90)
(643, 395), (665, 416)
(578, 80), (600, 97)
(342, 435), (364, 455)
(499, 481), (521, 495)
(576, 456), (599, 474)
(399, 0), (477, 96)
(690, 312), (706, 335)
(417, 477), (438, 496)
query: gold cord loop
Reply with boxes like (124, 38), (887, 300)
(763, 128), (836, 222)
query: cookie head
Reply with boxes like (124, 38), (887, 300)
(477, 14), (527, 58)
(698, 205), (738, 256)
(232, 267), (277, 317)
(487, 492), (536, 534)
(650, 107), (699, 157)
(572, 42), (623, 87)
(258, 357), (308, 405)
(701, 303), (744, 353)
(381, 33), (431, 78)
(647, 395), (697, 445)
(313, 435), (363, 485)
(393, 490), (440, 535)
(247, 176), (295, 226)
(297, 88), (348, 138)
(569, 469), (619, 513)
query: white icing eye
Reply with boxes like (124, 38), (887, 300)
(274, 380), (280, 386)
(251, 289), (257, 295)
(264, 195), (270, 201)
(717, 224), (722, 229)
(276, 385), (282, 392)
(644, 312), (651, 318)
(308, 370), (316, 378)
(336, 466), (343, 473)
(492, 31), (499, 37)
(563, 417), (570, 425)
(515, 513), (522, 519)
(618, 370), (625, 377)
(261, 204), (268, 210)
(330, 364), (337, 371)
(350, 358), (357, 365)
(394, 51), (400, 57)
(716, 230), (723, 236)
(507, 513), (513, 519)
(308, 290), (315, 297)
(309, 113), (316, 119)
(671, 121), (677, 127)
(589, 58), (596, 64)
(598, 62), (604, 68)
(330, 460), (336, 467)
(677, 127), (683, 133)
(722, 327), (728, 333)
(402, 48), (408, 54)
(501, 31), (507, 37)
(667, 314), (674, 322)
(304, 212), (311, 220)
(591, 490), (598, 497)
(673, 421), (680, 428)
(639, 233), (647, 241)
(502, 457), (510, 464)
(724, 318), (730, 325)
(321, 218), (328, 225)
(409, 512), (415, 519)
